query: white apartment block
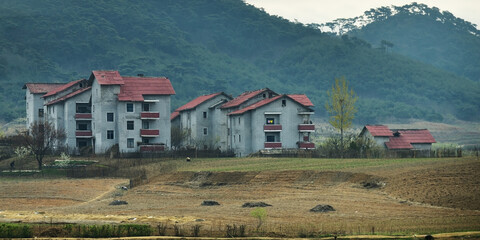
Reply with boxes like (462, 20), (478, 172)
(24, 70), (175, 154)
(171, 88), (315, 156)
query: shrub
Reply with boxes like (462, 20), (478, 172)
(0, 223), (33, 238)
(250, 207), (267, 231)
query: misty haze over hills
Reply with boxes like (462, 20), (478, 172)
(0, 0), (478, 124)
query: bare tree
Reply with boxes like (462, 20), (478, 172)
(23, 121), (65, 170)
(171, 126), (189, 150)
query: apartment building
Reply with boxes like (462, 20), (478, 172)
(24, 70), (175, 154)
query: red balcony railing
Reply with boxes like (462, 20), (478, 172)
(264, 142), (282, 148)
(298, 142), (315, 149)
(298, 124), (315, 132)
(141, 112), (160, 119)
(140, 145), (165, 152)
(75, 113), (92, 119)
(140, 129), (159, 137)
(264, 124), (282, 131)
(76, 131), (92, 137)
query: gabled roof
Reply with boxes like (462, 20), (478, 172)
(23, 83), (66, 94)
(385, 129), (436, 150)
(228, 95), (283, 115)
(364, 125), (392, 137)
(221, 88), (272, 109)
(117, 76), (175, 101)
(175, 92), (225, 112)
(45, 87), (91, 106)
(170, 92), (227, 121)
(170, 111), (180, 121)
(91, 70), (124, 85)
(43, 79), (85, 98)
(287, 94), (314, 107)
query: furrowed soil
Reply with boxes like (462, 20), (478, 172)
(0, 157), (479, 237)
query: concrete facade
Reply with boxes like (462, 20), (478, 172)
(24, 70), (175, 155)
(171, 89), (315, 156)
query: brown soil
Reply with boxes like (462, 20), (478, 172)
(0, 159), (479, 236)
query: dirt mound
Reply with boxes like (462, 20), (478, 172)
(201, 200), (220, 206)
(310, 204), (335, 212)
(242, 202), (272, 208)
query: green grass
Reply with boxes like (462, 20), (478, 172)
(174, 156), (466, 172)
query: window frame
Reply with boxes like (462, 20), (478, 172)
(266, 118), (275, 125)
(126, 103), (134, 113)
(127, 121), (134, 130)
(127, 138), (134, 148)
(107, 112), (114, 122)
(107, 130), (114, 140)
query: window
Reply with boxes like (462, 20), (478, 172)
(107, 112), (114, 122)
(107, 130), (114, 139)
(126, 103), (134, 112)
(127, 138), (134, 148)
(282, 99), (286, 107)
(143, 103), (150, 112)
(76, 103), (91, 113)
(203, 127), (208, 135)
(77, 123), (88, 130)
(239, 135), (241, 142)
(38, 109), (44, 118)
(77, 139), (88, 148)
(234, 135), (236, 143)
(238, 117), (241, 124)
(266, 118), (275, 124)
(142, 138), (150, 144)
(127, 121), (134, 130)
(142, 120), (150, 129)
(266, 135), (275, 142)
(203, 111), (207, 119)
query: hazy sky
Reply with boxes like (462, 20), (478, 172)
(244, 0), (480, 27)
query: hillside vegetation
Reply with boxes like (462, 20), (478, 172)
(0, 0), (479, 123)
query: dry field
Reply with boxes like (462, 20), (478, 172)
(0, 157), (479, 237)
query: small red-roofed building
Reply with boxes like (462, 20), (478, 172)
(360, 125), (436, 153)
(24, 71), (175, 154)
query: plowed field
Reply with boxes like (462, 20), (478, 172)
(0, 157), (479, 237)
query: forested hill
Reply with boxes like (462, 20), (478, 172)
(319, 3), (480, 83)
(0, 0), (479, 124)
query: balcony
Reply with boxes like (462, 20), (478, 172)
(76, 131), (92, 138)
(298, 124), (315, 132)
(298, 142), (315, 149)
(75, 113), (92, 119)
(264, 124), (282, 132)
(140, 145), (165, 152)
(141, 112), (160, 119)
(140, 129), (159, 137)
(264, 142), (282, 148)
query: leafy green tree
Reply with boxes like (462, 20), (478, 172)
(250, 207), (267, 231)
(325, 77), (358, 157)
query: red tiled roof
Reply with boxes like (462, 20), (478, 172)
(228, 95), (283, 115)
(92, 70), (124, 85)
(385, 136), (413, 149)
(45, 87), (91, 106)
(221, 89), (269, 109)
(287, 94), (314, 107)
(23, 83), (66, 94)
(365, 125), (392, 137)
(117, 76), (175, 101)
(43, 79), (84, 98)
(395, 130), (436, 143)
(385, 129), (436, 149)
(170, 111), (180, 120)
(174, 92), (224, 112)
